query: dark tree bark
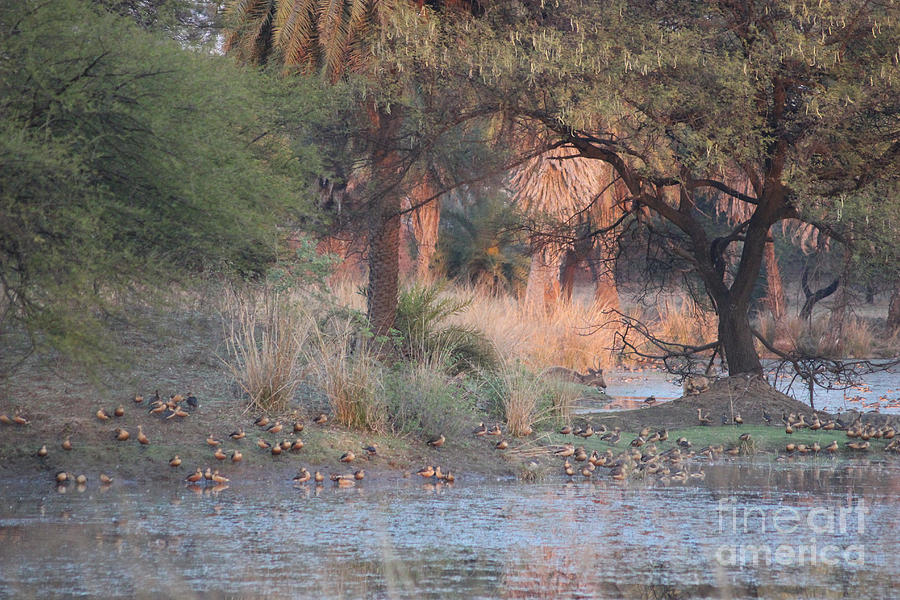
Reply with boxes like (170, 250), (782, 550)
(366, 107), (404, 337)
(888, 284), (900, 332)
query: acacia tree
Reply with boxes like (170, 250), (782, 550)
(384, 0), (900, 376)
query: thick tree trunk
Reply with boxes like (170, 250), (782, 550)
(365, 107), (404, 337)
(559, 249), (578, 302)
(763, 241), (786, 322)
(888, 284), (900, 332)
(717, 297), (763, 375)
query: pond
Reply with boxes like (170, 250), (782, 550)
(1, 460), (898, 598)
(603, 362), (900, 415)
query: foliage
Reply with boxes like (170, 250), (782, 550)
(436, 195), (529, 293)
(382, 362), (477, 440)
(393, 284), (499, 373)
(0, 0), (320, 372)
(377, 0), (900, 374)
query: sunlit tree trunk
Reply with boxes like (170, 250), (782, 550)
(409, 178), (440, 281)
(524, 244), (561, 311)
(763, 241), (786, 322)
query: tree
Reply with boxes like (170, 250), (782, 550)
(385, 0), (900, 376)
(0, 0), (315, 372)
(224, 0), (489, 337)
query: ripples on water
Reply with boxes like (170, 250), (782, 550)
(1, 461), (898, 599)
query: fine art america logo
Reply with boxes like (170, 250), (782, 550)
(715, 498), (868, 567)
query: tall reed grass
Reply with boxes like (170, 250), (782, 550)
(221, 289), (307, 413)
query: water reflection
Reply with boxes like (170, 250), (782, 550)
(0, 461), (898, 598)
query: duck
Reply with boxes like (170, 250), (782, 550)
(270, 444), (282, 456)
(558, 425), (572, 435)
(293, 468), (311, 483)
(676, 437), (691, 448)
(609, 464), (626, 480)
(786, 442), (797, 452)
(211, 470), (229, 484)
(846, 441), (870, 451)
(204, 467), (213, 480)
(697, 408), (711, 426)
(785, 423), (794, 435)
(564, 463), (576, 477)
(254, 415), (270, 428)
(638, 426), (652, 438)
(256, 438), (271, 450)
(824, 440), (839, 452)
(581, 466), (593, 479)
(56, 471), (69, 483)
(114, 406), (125, 418)
(811, 441), (821, 453)
(13, 415), (29, 426)
(75, 474), (87, 485)
(644, 395), (657, 405)
(313, 413), (328, 425)
(416, 465), (435, 478)
(809, 415), (822, 431)
(169, 455), (182, 467)
(579, 425), (594, 438)
(266, 422), (283, 434)
(823, 420), (837, 431)
(96, 409), (110, 421)
(206, 434), (221, 447)
(630, 436), (645, 448)
(0, 415), (11, 425)
(657, 429), (669, 441)
(170, 406), (190, 419)
(37, 445), (48, 458)
(229, 429), (246, 440)
(149, 402), (167, 415)
(62, 437), (72, 451)
(314, 471), (325, 483)
(495, 439), (509, 450)
(763, 409), (772, 425)
(363, 444), (378, 457)
(291, 439), (304, 452)
(444, 472), (455, 483)
(721, 413), (729, 426)
(185, 469), (203, 483)
(340, 451), (355, 463)
(99, 474), (113, 485)
(487, 424), (502, 436)
(554, 443), (575, 457)
(354, 469), (365, 481)
(137, 426), (150, 445)
(473, 422), (488, 436)
(739, 433), (752, 442)
(427, 434), (445, 448)
(336, 477), (355, 488)
(280, 440), (292, 451)
(293, 422), (304, 433)
(733, 413), (743, 426)
(133, 395), (144, 404)
(231, 450), (242, 463)
(724, 446), (740, 456)
(185, 394), (199, 408)
(214, 447), (226, 460)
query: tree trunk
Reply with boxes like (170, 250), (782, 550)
(717, 297), (763, 375)
(409, 178), (440, 282)
(888, 284), (900, 332)
(763, 241), (786, 322)
(365, 107), (404, 337)
(589, 243), (621, 311)
(559, 249), (578, 302)
(524, 244), (561, 311)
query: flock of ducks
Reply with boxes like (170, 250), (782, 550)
(778, 411), (898, 454)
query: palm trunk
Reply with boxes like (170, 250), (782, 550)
(524, 244), (561, 311)
(365, 107), (404, 337)
(409, 178), (440, 281)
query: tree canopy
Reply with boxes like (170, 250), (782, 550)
(0, 0), (323, 370)
(375, 0), (900, 375)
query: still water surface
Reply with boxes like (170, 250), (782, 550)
(1, 460), (898, 598)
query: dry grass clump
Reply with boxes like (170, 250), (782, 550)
(304, 313), (386, 431)
(756, 313), (877, 358)
(654, 295), (717, 347)
(222, 289), (308, 413)
(496, 364), (539, 437)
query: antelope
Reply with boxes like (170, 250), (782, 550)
(683, 375), (711, 396)
(540, 360), (607, 390)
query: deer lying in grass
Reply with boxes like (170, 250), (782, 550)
(540, 361), (607, 390)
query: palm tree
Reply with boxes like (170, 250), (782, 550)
(509, 147), (622, 311)
(224, 0), (408, 336)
